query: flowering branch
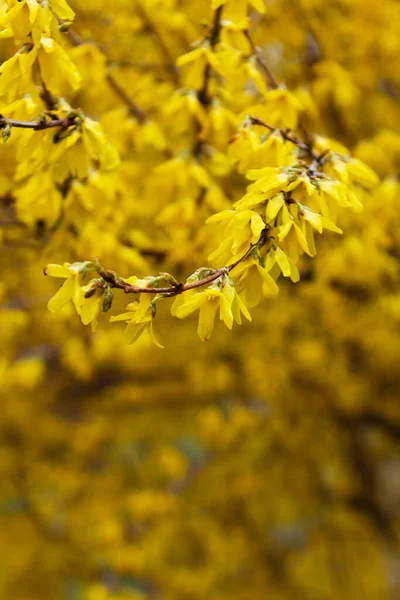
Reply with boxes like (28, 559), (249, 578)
(0, 115), (77, 131)
(248, 115), (329, 166)
(95, 239), (261, 297)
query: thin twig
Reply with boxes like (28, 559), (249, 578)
(39, 80), (57, 112)
(244, 30), (279, 90)
(60, 21), (148, 122)
(136, 1), (179, 83)
(0, 116), (76, 131)
(197, 5), (223, 106)
(0, 219), (25, 226)
(97, 241), (258, 297)
(248, 115), (329, 166)
(106, 72), (147, 122)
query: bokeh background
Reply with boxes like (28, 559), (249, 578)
(2, 0), (400, 598)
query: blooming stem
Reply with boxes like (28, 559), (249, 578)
(244, 30), (279, 90)
(96, 240), (259, 297)
(0, 116), (77, 131)
(248, 115), (329, 166)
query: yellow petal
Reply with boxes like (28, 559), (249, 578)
(110, 312), (134, 322)
(47, 276), (74, 313)
(176, 47), (205, 67)
(134, 293), (152, 323)
(274, 247), (291, 277)
(124, 320), (146, 345)
(250, 212), (265, 243)
(347, 158), (379, 188)
(265, 194), (284, 222)
(44, 264), (70, 278)
(51, 0), (75, 20)
(198, 299), (219, 341)
(257, 264), (279, 295)
(294, 223), (312, 255)
(277, 221), (293, 241)
(234, 292), (252, 322)
(219, 293), (233, 329)
(174, 292), (207, 319)
(149, 321), (164, 349)
(80, 295), (101, 326)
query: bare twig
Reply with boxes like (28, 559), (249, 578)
(106, 71), (147, 122)
(197, 5), (223, 106)
(96, 240), (259, 297)
(60, 21), (148, 122)
(136, 1), (179, 83)
(0, 115), (77, 131)
(244, 30), (279, 90)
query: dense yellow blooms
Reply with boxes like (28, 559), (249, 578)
(0, 0), (373, 347)
(1, 0), (400, 599)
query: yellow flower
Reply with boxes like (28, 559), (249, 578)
(82, 117), (120, 171)
(110, 294), (163, 348)
(207, 208), (266, 265)
(0, 48), (37, 102)
(45, 262), (89, 314)
(232, 258), (279, 306)
(78, 285), (103, 332)
(171, 279), (251, 341)
(264, 246), (300, 282)
(277, 219), (313, 259)
(45, 263), (105, 331)
(38, 37), (81, 93)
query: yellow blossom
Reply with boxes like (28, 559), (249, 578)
(110, 294), (163, 348)
(171, 279), (251, 341)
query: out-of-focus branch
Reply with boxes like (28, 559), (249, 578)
(244, 30), (279, 90)
(197, 5), (223, 106)
(60, 22), (148, 122)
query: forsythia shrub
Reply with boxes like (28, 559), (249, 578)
(1, 0), (400, 599)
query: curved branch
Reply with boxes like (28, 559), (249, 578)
(248, 115), (329, 166)
(97, 241), (259, 297)
(60, 20), (148, 122)
(244, 30), (279, 90)
(0, 115), (76, 131)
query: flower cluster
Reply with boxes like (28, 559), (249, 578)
(35, 0), (379, 346)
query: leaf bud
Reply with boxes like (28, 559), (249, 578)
(59, 21), (73, 32)
(84, 286), (97, 299)
(102, 287), (114, 312)
(2, 122), (11, 143)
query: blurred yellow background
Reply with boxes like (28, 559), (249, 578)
(1, 0), (400, 598)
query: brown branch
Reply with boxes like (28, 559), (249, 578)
(0, 218), (25, 226)
(60, 21), (148, 122)
(197, 5), (223, 106)
(248, 115), (329, 166)
(97, 241), (258, 297)
(39, 80), (57, 112)
(63, 27), (85, 47)
(0, 115), (77, 131)
(105, 72), (147, 122)
(244, 30), (279, 90)
(136, 2), (179, 83)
